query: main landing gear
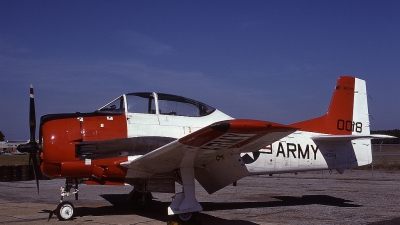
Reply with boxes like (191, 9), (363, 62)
(56, 178), (79, 221)
(168, 167), (202, 223)
(175, 211), (198, 223)
(127, 189), (153, 209)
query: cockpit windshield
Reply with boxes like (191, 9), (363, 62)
(97, 92), (216, 117)
(96, 96), (125, 113)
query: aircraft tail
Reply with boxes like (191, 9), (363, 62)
(291, 76), (370, 135)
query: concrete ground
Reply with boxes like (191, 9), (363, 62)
(0, 169), (399, 225)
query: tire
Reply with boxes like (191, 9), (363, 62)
(177, 212), (196, 222)
(56, 201), (74, 221)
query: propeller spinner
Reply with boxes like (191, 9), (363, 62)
(17, 85), (40, 194)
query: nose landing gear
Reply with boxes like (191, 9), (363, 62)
(56, 178), (79, 220)
(56, 201), (74, 221)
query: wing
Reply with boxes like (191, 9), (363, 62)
(120, 119), (297, 193)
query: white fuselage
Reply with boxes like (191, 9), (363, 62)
(127, 109), (233, 138)
(102, 82), (374, 178)
(244, 131), (372, 175)
(126, 109), (372, 176)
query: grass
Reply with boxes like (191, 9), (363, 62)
(0, 155), (30, 166)
(360, 160), (400, 171)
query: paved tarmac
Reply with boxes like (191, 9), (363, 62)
(0, 170), (400, 225)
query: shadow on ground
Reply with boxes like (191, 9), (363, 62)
(42, 194), (360, 224)
(368, 218), (400, 225)
(201, 194), (360, 212)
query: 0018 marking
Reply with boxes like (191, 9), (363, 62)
(337, 119), (362, 133)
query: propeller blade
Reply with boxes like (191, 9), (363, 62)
(30, 148), (40, 194)
(29, 85), (36, 142)
(28, 85), (39, 194)
(16, 142), (33, 153)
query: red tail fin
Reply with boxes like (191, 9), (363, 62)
(291, 76), (369, 135)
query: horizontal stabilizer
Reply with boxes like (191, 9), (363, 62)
(312, 134), (396, 142)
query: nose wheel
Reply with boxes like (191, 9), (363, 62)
(56, 178), (79, 220)
(56, 201), (74, 221)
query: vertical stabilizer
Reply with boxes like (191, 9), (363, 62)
(291, 76), (370, 135)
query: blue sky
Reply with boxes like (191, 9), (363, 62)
(1, 0), (399, 140)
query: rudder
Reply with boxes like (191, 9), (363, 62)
(291, 76), (370, 135)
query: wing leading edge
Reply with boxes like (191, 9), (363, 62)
(120, 119), (297, 193)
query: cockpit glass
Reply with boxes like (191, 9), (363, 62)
(126, 93), (155, 114)
(97, 92), (216, 117)
(158, 99), (198, 116)
(157, 93), (216, 117)
(97, 96), (125, 113)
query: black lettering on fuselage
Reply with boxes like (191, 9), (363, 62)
(277, 142), (286, 157)
(311, 145), (319, 160)
(297, 144), (309, 159)
(287, 143), (297, 158)
(276, 142), (319, 160)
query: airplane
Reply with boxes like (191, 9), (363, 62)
(17, 76), (393, 222)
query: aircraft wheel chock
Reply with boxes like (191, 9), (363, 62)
(56, 201), (74, 221)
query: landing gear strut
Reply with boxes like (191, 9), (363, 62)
(127, 188), (153, 209)
(168, 167), (202, 222)
(56, 178), (79, 220)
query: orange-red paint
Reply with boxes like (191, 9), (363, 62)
(41, 114), (128, 179)
(290, 76), (355, 135)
